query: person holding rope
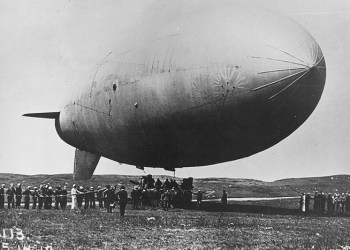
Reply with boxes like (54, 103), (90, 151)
(0, 184), (5, 209)
(15, 183), (22, 209)
(31, 187), (39, 209)
(286, 185), (307, 214)
(38, 185), (45, 209)
(60, 186), (68, 209)
(6, 183), (15, 209)
(71, 184), (77, 209)
(299, 193), (306, 214)
(54, 186), (62, 209)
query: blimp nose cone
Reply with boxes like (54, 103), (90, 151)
(249, 40), (326, 145)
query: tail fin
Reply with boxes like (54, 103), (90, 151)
(23, 112), (60, 119)
(74, 149), (101, 180)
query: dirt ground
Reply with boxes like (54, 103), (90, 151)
(1, 201), (350, 250)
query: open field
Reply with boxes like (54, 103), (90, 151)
(1, 174), (350, 249)
(1, 202), (350, 249)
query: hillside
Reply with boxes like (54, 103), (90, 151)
(0, 173), (349, 199)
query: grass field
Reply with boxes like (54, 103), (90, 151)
(1, 201), (350, 250)
(2, 174), (350, 249)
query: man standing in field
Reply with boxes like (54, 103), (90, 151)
(305, 193), (311, 214)
(38, 185), (45, 209)
(117, 186), (128, 217)
(196, 190), (203, 209)
(6, 183), (15, 209)
(32, 187), (39, 209)
(221, 190), (228, 205)
(299, 193), (306, 214)
(61, 186), (68, 209)
(15, 183), (22, 209)
(23, 186), (31, 209)
(71, 184), (77, 209)
(96, 186), (104, 208)
(131, 186), (139, 209)
(88, 187), (96, 208)
(103, 185), (114, 213)
(0, 184), (5, 209)
(54, 186), (62, 209)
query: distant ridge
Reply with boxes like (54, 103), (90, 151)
(0, 173), (349, 199)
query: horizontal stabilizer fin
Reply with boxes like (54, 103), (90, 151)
(23, 112), (60, 119)
(74, 149), (101, 180)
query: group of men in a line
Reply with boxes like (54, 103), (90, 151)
(0, 183), (128, 216)
(70, 184), (128, 216)
(0, 183), (68, 210)
(299, 191), (350, 215)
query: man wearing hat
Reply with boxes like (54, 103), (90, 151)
(76, 186), (84, 208)
(32, 187), (39, 209)
(103, 185), (114, 213)
(117, 186), (128, 217)
(54, 186), (62, 209)
(45, 186), (54, 209)
(71, 184), (77, 209)
(23, 186), (32, 209)
(0, 184), (5, 209)
(96, 186), (104, 208)
(38, 185), (45, 209)
(6, 183), (15, 209)
(61, 186), (68, 209)
(15, 183), (22, 209)
(88, 187), (95, 208)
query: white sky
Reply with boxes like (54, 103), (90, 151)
(0, 0), (350, 181)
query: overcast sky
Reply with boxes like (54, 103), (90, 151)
(1, 0), (350, 181)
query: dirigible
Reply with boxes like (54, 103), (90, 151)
(24, 4), (326, 180)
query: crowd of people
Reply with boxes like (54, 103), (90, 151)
(299, 191), (350, 216)
(0, 176), (196, 216)
(0, 183), (128, 216)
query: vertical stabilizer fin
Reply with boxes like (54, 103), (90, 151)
(74, 149), (101, 180)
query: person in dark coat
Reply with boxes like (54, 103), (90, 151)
(84, 187), (90, 209)
(321, 192), (327, 214)
(23, 186), (31, 209)
(46, 186), (54, 209)
(97, 186), (104, 208)
(0, 184), (5, 209)
(15, 183), (22, 209)
(60, 186), (68, 209)
(305, 193), (311, 214)
(327, 193), (335, 216)
(117, 186), (128, 216)
(196, 190), (203, 207)
(103, 185), (114, 213)
(76, 186), (84, 208)
(221, 190), (228, 204)
(6, 183), (15, 209)
(54, 186), (62, 209)
(162, 189), (172, 211)
(131, 187), (139, 209)
(32, 187), (39, 209)
(38, 185), (45, 209)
